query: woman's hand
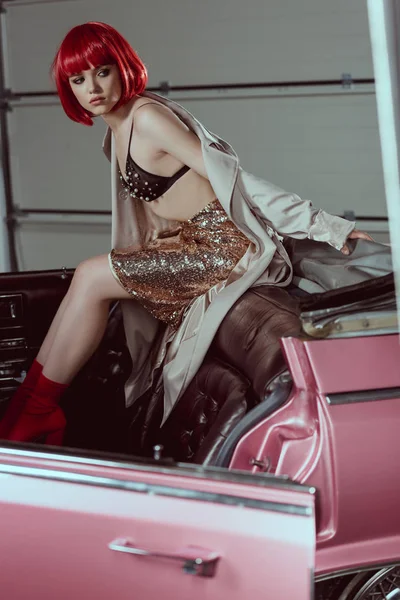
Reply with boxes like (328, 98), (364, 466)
(341, 228), (374, 254)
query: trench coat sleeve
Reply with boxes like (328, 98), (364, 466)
(238, 168), (355, 251)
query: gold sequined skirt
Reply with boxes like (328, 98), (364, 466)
(109, 199), (250, 329)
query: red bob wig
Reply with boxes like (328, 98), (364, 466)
(51, 22), (148, 126)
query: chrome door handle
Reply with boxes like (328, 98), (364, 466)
(108, 538), (220, 577)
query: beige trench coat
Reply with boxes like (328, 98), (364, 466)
(102, 91), (356, 425)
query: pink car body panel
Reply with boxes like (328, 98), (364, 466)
(303, 334), (400, 393)
(229, 334), (400, 577)
(0, 447), (315, 600)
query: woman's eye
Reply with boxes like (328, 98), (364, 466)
(98, 68), (110, 77)
(72, 77), (83, 85)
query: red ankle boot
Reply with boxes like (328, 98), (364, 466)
(0, 359), (43, 438)
(7, 372), (68, 445)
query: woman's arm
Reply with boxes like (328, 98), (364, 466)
(134, 103), (372, 253)
(132, 103), (209, 179)
(239, 169), (373, 253)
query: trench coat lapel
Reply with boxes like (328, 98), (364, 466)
(102, 126), (111, 161)
(135, 95), (288, 421)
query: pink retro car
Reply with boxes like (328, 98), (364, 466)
(0, 267), (399, 600)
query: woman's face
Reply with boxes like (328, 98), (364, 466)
(68, 63), (122, 116)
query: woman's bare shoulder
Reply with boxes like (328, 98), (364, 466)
(133, 96), (177, 119)
(133, 98), (188, 137)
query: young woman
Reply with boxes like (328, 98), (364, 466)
(0, 21), (372, 444)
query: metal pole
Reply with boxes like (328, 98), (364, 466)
(367, 0), (400, 328)
(0, 2), (18, 271)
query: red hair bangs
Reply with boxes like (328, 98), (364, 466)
(52, 22), (148, 126)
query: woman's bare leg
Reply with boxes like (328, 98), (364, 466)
(36, 287), (72, 365)
(41, 254), (132, 384)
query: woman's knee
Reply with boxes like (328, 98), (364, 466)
(70, 255), (112, 300)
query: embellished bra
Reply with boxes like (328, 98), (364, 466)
(118, 102), (190, 202)
(119, 155), (190, 202)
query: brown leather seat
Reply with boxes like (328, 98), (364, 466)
(157, 357), (251, 465)
(132, 286), (302, 463)
(132, 274), (394, 464)
(212, 286), (302, 400)
(63, 273), (394, 463)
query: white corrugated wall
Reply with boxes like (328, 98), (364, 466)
(1, 0), (387, 270)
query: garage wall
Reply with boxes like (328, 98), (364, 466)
(2, 0), (386, 271)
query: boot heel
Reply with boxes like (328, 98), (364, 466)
(45, 427), (65, 446)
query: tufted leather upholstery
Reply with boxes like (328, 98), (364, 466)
(129, 285), (302, 462)
(128, 275), (394, 463)
(155, 357), (251, 464)
(211, 286), (302, 400)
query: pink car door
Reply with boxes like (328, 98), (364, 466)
(0, 444), (315, 600)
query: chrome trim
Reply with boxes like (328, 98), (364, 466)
(0, 337), (26, 349)
(326, 387), (400, 405)
(353, 566), (400, 600)
(301, 294), (395, 322)
(250, 456), (271, 472)
(214, 373), (293, 468)
(302, 311), (398, 339)
(0, 293), (22, 321)
(153, 444), (164, 461)
(310, 567), (315, 600)
(0, 376), (16, 384)
(315, 562), (400, 582)
(0, 293), (21, 300)
(0, 463), (313, 517)
(0, 357), (26, 366)
(0, 444), (314, 494)
(301, 292), (398, 339)
(108, 539), (220, 577)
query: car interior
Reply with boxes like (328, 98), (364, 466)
(0, 267), (395, 466)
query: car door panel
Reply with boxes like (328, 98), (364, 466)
(0, 446), (315, 600)
(0, 270), (73, 350)
(0, 270), (72, 419)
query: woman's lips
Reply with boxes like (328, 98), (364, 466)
(90, 97), (105, 105)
